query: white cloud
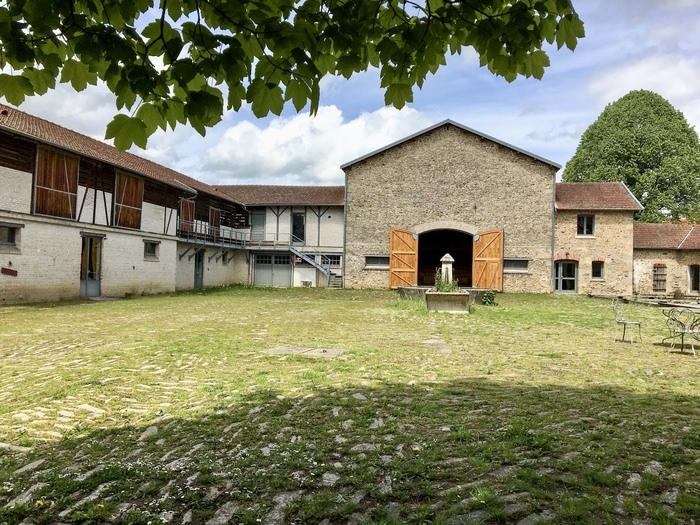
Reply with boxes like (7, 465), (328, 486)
(199, 106), (432, 185)
(588, 53), (700, 132)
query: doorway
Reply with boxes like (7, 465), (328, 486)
(554, 260), (578, 293)
(194, 250), (204, 289)
(80, 235), (102, 298)
(417, 230), (473, 286)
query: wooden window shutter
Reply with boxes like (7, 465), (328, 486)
(34, 146), (79, 219)
(180, 199), (195, 233)
(114, 171), (144, 229)
(209, 207), (221, 237)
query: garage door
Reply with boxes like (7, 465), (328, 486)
(254, 253), (292, 286)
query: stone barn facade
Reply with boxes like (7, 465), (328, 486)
(342, 120), (559, 292)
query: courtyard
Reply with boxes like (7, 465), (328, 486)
(0, 288), (698, 524)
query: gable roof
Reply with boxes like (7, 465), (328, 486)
(0, 103), (241, 204)
(215, 185), (345, 206)
(634, 223), (700, 250)
(340, 119), (561, 170)
(555, 182), (643, 211)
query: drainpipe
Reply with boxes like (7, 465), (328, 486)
(551, 170), (557, 293)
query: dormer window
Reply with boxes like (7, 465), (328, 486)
(577, 214), (595, 236)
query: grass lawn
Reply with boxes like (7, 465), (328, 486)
(0, 287), (699, 524)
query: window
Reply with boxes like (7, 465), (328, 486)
(591, 261), (605, 280)
(365, 255), (390, 268)
(503, 258), (529, 272)
(691, 265), (700, 293)
(0, 226), (16, 245)
(322, 254), (341, 267)
(114, 171), (144, 229)
(653, 264), (667, 292)
(143, 240), (160, 260)
(292, 212), (305, 243)
(577, 214), (595, 236)
(34, 146), (79, 219)
(0, 222), (23, 251)
(256, 254), (272, 265)
(275, 254), (291, 265)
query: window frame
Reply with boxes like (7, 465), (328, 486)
(503, 258), (530, 273)
(321, 254), (341, 267)
(690, 265), (700, 293)
(591, 261), (605, 280)
(576, 214), (595, 236)
(143, 239), (160, 261)
(0, 221), (24, 252)
(365, 255), (390, 269)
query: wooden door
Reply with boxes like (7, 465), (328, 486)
(473, 229), (503, 291)
(389, 228), (417, 288)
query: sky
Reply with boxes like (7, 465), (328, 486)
(6, 0), (700, 187)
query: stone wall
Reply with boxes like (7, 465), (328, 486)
(554, 210), (635, 296)
(633, 249), (700, 296)
(344, 123), (556, 291)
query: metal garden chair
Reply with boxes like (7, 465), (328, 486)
(663, 307), (699, 356)
(612, 298), (642, 343)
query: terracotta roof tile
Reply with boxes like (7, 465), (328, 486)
(215, 185), (345, 206)
(0, 103), (240, 204)
(634, 223), (700, 250)
(555, 182), (643, 211)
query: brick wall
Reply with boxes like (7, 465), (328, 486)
(0, 166), (32, 214)
(0, 213), (179, 304)
(344, 124), (556, 291)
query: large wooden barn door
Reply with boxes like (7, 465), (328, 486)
(473, 229), (504, 291)
(389, 228), (417, 288)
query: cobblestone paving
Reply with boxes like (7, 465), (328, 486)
(1, 329), (699, 523)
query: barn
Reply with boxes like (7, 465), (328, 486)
(342, 120), (559, 292)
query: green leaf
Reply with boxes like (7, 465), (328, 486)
(21, 68), (55, 95)
(0, 74), (34, 105)
(105, 114), (148, 151)
(285, 78), (310, 112)
(384, 83), (413, 109)
(247, 79), (284, 118)
(135, 102), (167, 135)
(60, 59), (96, 91)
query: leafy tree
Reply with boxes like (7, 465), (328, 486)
(563, 90), (700, 222)
(0, 0), (584, 150)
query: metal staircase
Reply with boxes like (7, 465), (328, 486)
(290, 246), (343, 288)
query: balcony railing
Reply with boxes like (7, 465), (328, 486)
(177, 220), (337, 250)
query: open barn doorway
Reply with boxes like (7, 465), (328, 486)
(417, 230), (473, 286)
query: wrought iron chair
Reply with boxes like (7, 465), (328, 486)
(612, 298), (642, 343)
(664, 308), (699, 356)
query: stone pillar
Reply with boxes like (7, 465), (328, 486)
(440, 253), (455, 284)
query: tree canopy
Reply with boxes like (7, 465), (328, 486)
(0, 0), (584, 150)
(563, 90), (700, 223)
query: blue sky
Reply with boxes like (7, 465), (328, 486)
(8, 0), (700, 187)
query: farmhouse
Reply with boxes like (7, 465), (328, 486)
(0, 103), (252, 304)
(215, 185), (344, 288)
(1, 106), (697, 303)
